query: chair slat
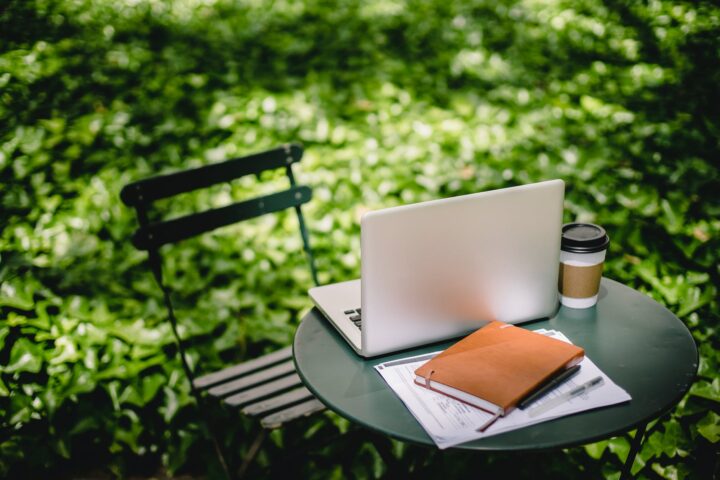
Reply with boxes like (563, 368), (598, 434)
(242, 386), (314, 417)
(260, 398), (326, 429)
(224, 373), (303, 407)
(132, 186), (312, 250)
(194, 346), (293, 390)
(207, 360), (296, 398)
(120, 144), (303, 207)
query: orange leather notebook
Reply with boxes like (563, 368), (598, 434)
(414, 321), (585, 418)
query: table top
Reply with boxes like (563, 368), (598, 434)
(293, 278), (698, 451)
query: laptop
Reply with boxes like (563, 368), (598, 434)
(309, 179), (565, 357)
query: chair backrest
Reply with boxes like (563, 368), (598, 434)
(120, 143), (319, 286)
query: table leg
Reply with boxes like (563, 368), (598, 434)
(620, 423), (647, 480)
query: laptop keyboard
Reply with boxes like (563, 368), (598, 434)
(344, 308), (362, 330)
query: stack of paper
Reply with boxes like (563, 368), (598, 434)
(374, 329), (631, 449)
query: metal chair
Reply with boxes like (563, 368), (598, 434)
(120, 143), (325, 477)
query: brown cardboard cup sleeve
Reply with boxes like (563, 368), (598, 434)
(558, 263), (604, 299)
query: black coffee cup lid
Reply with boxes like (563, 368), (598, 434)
(561, 223), (610, 254)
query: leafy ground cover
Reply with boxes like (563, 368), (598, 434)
(1, 0), (718, 478)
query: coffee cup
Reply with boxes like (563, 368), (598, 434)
(558, 223), (610, 309)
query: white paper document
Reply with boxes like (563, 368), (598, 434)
(374, 330), (631, 449)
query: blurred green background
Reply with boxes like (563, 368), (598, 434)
(1, 0), (718, 478)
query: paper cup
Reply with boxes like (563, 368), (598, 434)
(558, 223), (610, 309)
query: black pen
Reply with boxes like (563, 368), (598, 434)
(518, 365), (582, 410)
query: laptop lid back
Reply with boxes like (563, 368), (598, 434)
(360, 179), (564, 357)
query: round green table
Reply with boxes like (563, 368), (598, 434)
(293, 278), (698, 474)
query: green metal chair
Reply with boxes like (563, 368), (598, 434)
(120, 143), (325, 477)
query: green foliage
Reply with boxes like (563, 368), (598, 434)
(2, 0), (719, 478)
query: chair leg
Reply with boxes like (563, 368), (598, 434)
(206, 404), (233, 480)
(237, 428), (268, 479)
(152, 267), (233, 480)
(261, 424), (347, 477)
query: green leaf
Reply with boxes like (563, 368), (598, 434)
(48, 335), (80, 365)
(106, 381), (121, 411)
(94, 354), (166, 381)
(651, 462), (692, 480)
(54, 437), (71, 459)
(64, 368), (96, 397)
(140, 373), (166, 404)
(607, 436), (630, 462)
(161, 386), (180, 423)
(0, 377), (9, 396)
(68, 416), (100, 436)
(696, 411), (720, 443)
(0, 326), (9, 351)
(690, 378), (720, 403)
(4, 338), (43, 374)
(676, 284), (715, 318)
(0, 278), (35, 310)
(584, 440), (608, 459)
(8, 392), (34, 425)
(659, 198), (685, 235)
(113, 409), (143, 454)
(645, 419), (690, 459)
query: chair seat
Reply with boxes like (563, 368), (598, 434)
(194, 347), (326, 429)
(194, 346), (294, 389)
(261, 398), (325, 429)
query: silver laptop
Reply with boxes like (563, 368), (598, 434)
(309, 179), (565, 357)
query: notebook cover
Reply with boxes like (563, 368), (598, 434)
(414, 321), (585, 413)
